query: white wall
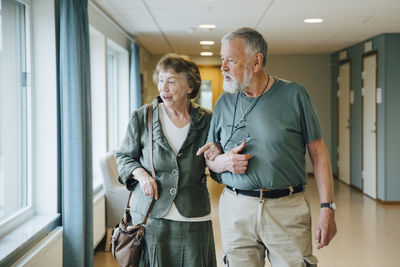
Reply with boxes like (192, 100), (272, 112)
(93, 193), (106, 248)
(88, 1), (133, 249)
(266, 55), (332, 172)
(88, 3), (131, 51)
(90, 26), (107, 189)
(11, 228), (63, 267)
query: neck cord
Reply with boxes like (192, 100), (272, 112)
(239, 74), (270, 120)
(225, 75), (270, 150)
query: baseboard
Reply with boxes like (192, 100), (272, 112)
(377, 199), (400, 205)
(105, 228), (113, 251)
(350, 184), (363, 193)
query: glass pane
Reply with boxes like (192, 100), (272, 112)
(198, 80), (213, 110)
(107, 52), (118, 151)
(0, 0), (29, 222)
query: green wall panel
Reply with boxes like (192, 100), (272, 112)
(384, 34), (400, 201)
(332, 33), (400, 201)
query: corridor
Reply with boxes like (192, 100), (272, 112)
(94, 176), (400, 267)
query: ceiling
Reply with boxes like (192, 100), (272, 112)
(92, 0), (400, 56)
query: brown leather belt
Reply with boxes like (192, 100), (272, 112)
(226, 185), (304, 199)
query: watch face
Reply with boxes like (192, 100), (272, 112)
(330, 202), (336, 210)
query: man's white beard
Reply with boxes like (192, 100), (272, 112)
(222, 66), (253, 94)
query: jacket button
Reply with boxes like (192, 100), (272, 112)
(170, 188), (177, 195)
(172, 169), (179, 176)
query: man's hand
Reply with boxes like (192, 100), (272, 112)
(132, 168), (159, 200)
(222, 141), (253, 174)
(315, 207), (337, 249)
(198, 141), (253, 174)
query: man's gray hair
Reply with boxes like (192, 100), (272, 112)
(221, 27), (268, 67)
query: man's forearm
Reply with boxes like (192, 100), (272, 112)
(308, 139), (334, 203)
(205, 154), (227, 173)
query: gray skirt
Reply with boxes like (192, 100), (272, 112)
(139, 218), (217, 267)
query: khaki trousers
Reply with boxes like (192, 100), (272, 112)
(219, 188), (318, 267)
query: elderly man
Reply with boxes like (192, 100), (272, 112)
(197, 27), (336, 267)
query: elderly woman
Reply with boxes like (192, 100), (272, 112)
(115, 54), (217, 267)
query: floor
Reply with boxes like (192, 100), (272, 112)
(94, 176), (400, 267)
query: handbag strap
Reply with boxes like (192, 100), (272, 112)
(143, 104), (156, 224)
(125, 104), (156, 224)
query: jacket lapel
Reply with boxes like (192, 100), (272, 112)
(150, 97), (207, 153)
(179, 102), (207, 152)
(151, 97), (172, 152)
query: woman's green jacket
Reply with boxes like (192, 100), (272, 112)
(115, 97), (215, 220)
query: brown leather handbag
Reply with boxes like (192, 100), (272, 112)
(111, 105), (156, 267)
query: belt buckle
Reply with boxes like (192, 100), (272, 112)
(288, 186), (294, 196)
(258, 188), (271, 199)
(260, 188), (272, 192)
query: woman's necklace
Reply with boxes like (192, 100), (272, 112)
(238, 74), (270, 123)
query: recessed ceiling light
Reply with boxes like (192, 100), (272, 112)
(198, 24), (216, 29)
(304, 18), (323, 23)
(200, 41), (215, 45)
(200, 52), (213, 56)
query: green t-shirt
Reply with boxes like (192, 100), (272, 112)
(207, 78), (322, 190)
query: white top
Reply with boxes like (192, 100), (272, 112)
(158, 103), (211, 222)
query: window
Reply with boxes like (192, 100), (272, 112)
(107, 50), (119, 151)
(90, 27), (107, 191)
(0, 0), (33, 232)
(106, 39), (129, 152)
(89, 32), (129, 191)
(0, 0), (58, 262)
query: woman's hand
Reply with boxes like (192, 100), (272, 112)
(132, 168), (159, 200)
(196, 142), (222, 161)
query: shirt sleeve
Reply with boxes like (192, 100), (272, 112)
(206, 98), (221, 144)
(206, 99), (223, 183)
(114, 110), (144, 189)
(298, 88), (323, 144)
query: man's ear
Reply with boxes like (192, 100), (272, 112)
(252, 53), (264, 71)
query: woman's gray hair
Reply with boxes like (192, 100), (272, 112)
(221, 27), (268, 67)
(153, 53), (201, 99)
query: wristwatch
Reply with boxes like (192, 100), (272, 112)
(321, 202), (336, 210)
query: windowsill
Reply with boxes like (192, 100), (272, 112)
(93, 182), (104, 195)
(0, 214), (60, 266)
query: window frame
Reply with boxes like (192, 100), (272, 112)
(106, 39), (129, 153)
(0, 0), (59, 263)
(0, 0), (34, 237)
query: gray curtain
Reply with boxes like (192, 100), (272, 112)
(59, 0), (93, 266)
(130, 42), (142, 112)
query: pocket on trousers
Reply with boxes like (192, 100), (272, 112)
(220, 252), (230, 267)
(303, 255), (318, 266)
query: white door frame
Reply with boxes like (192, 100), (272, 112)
(362, 51), (378, 199)
(337, 60), (351, 185)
